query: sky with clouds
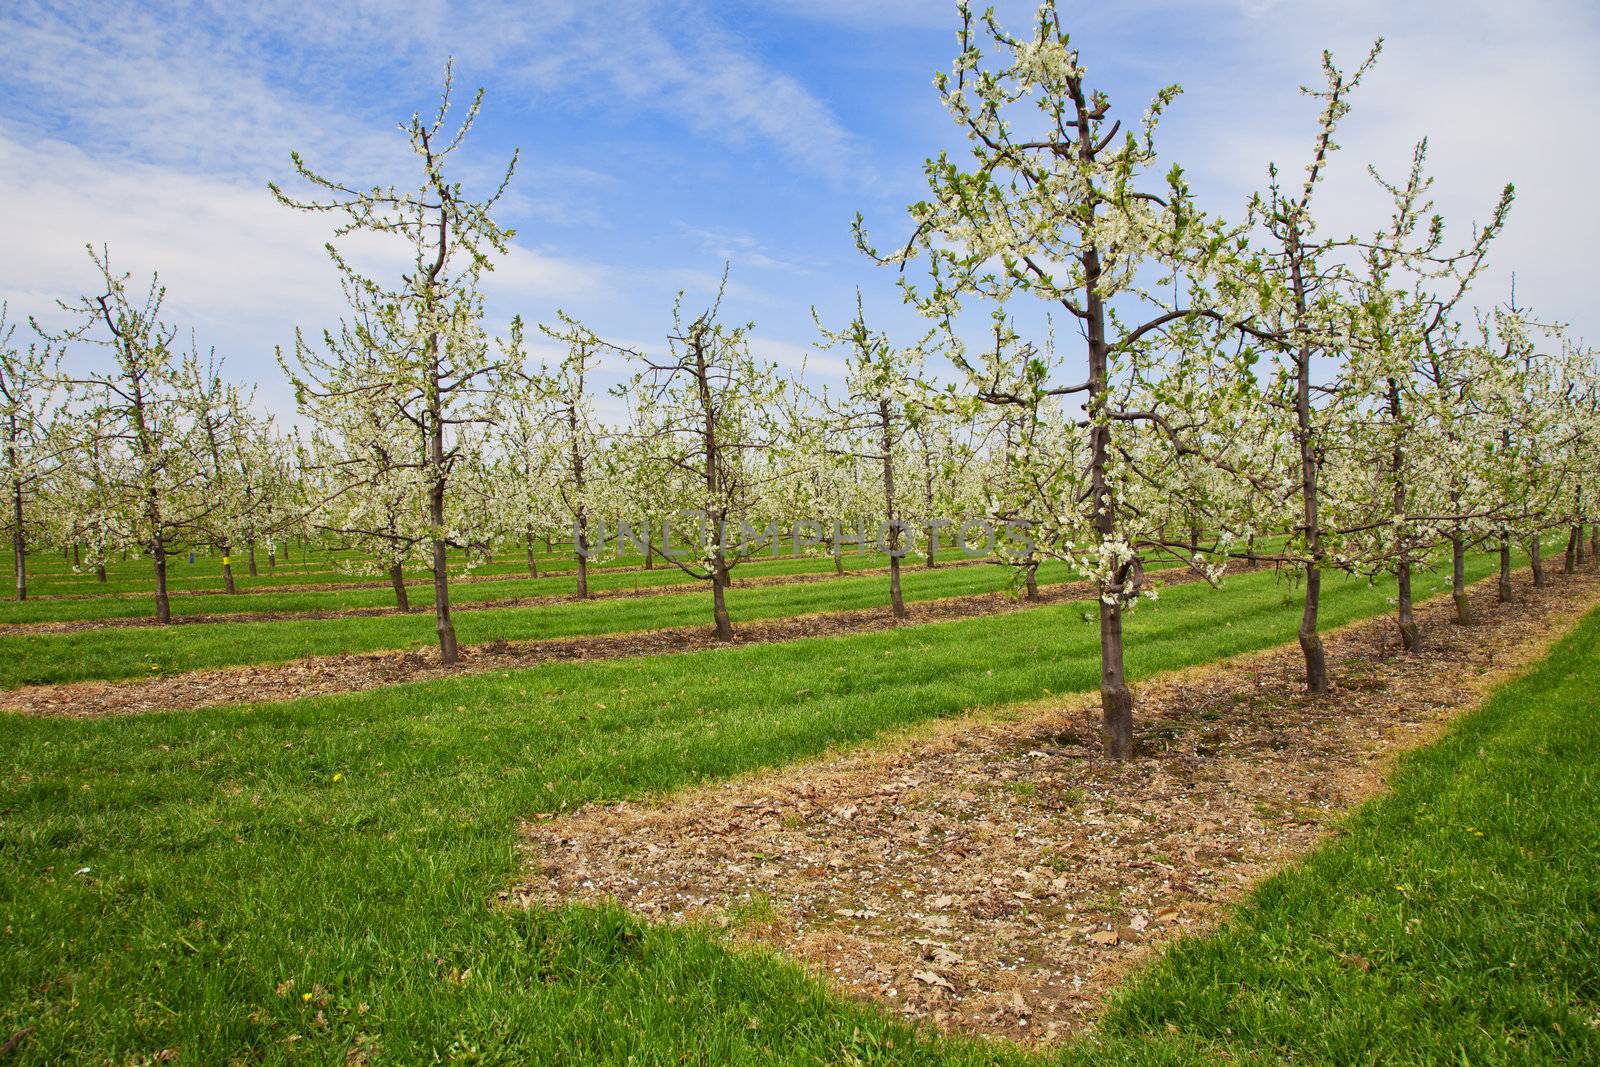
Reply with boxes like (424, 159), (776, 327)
(3, 0), (1596, 420)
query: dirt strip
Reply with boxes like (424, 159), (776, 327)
(3, 563), (1229, 718)
(509, 566), (1600, 1046)
(0, 560), (993, 636)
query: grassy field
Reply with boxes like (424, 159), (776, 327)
(15, 538), (985, 601)
(0, 547), (1577, 1063)
(0, 548), (927, 626)
(0, 558), (1089, 688)
(1082, 595), (1600, 1064)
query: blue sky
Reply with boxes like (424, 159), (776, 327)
(3, 0), (1597, 420)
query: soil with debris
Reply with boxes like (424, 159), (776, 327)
(510, 568), (1600, 1045)
(2, 560), (998, 634)
(1, 564), (1235, 718)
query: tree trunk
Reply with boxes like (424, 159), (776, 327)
(152, 535), (171, 625)
(247, 544), (258, 576)
(268, 548), (276, 573)
(878, 400), (906, 620)
(1497, 537), (1513, 603)
(1590, 523), (1599, 560)
(1293, 316), (1329, 693)
(1578, 526), (1588, 567)
(11, 477), (24, 602)
(711, 565), (733, 641)
(1099, 598), (1133, 759)
(570, 401), (590, 599)
(390, 563), (411, 613)
(1024, 559), (1040, 601)
(1450, 532), (1471, 624)
(1299, 562), (1329, 693)
(644, 538), (654, 570)
(1386, 378), (1417, 652)
(1396, 560), (1419, 651)
(1531, 536), (1545, 588)
(1083, 243), (1133, 759)
(430, 490), (457, 664)
(220, 543), (236, 595)
(1565, 526), (1578, 574)
(525, 532), (539, 579)
(96, 562), (107, 583)
(72, 542), (80, 568)
(575, 525), (589, 599)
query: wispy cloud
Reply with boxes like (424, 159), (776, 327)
(512, 1), (862, 182)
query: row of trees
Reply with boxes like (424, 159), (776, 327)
(3, 7), (1595, 756)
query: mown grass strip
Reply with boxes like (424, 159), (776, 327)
(0, 558), (1081, 688)
(0, 549), (921, 626)
(1077, 596), (1600, 1065)
(0, 552), (1550, 1063)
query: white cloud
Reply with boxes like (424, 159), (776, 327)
(0, 128), (609, 411)
(1155, 0), (1600, 337)
(506, 1), (862, 181)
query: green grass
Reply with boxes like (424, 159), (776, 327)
(15, 536), (985, 601)
(0, 548), (926, 626)
(0, 558), (1088, 688)
(0, 556), (1580, 1063)
(1078, 599), (1600, 1065)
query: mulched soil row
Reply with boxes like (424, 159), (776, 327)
(510, 566), (1600, 1045)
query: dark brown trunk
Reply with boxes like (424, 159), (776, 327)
(570, 402), (590, 599)
(390, 563), (411, 613)
(878, 399), (906, 620)
(220, 543), (236, 595)
(423, 206), (457, 664)
(247, 544), (258, 576)
(1450, 532), (1470, 624)
(1024, 559), (1040, 601)
(1396, 560), (1419, 651)
(1387, 378), (1416, 652)
(152, 534), (171, 625)
(644, 538), (654, 570)
(430, 509), (456, 662)
(1082, 234), (1132, 758)
(1565, 526), (1578, 574)
(525, 532), (539, 579)
(1299, 562), (1329, 693)
(575, 521), (589, 599)
(10, 475), (23, 603)
(1099, 597), (1133, 759)
(1531, 536), (1545, 587)
(711, 565), (733, 641)
(96, 562), (107, 583)
(1497, 537), (1513, 602)
(72, 542), (79, 568)
(1290, 273), (1328, 694)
